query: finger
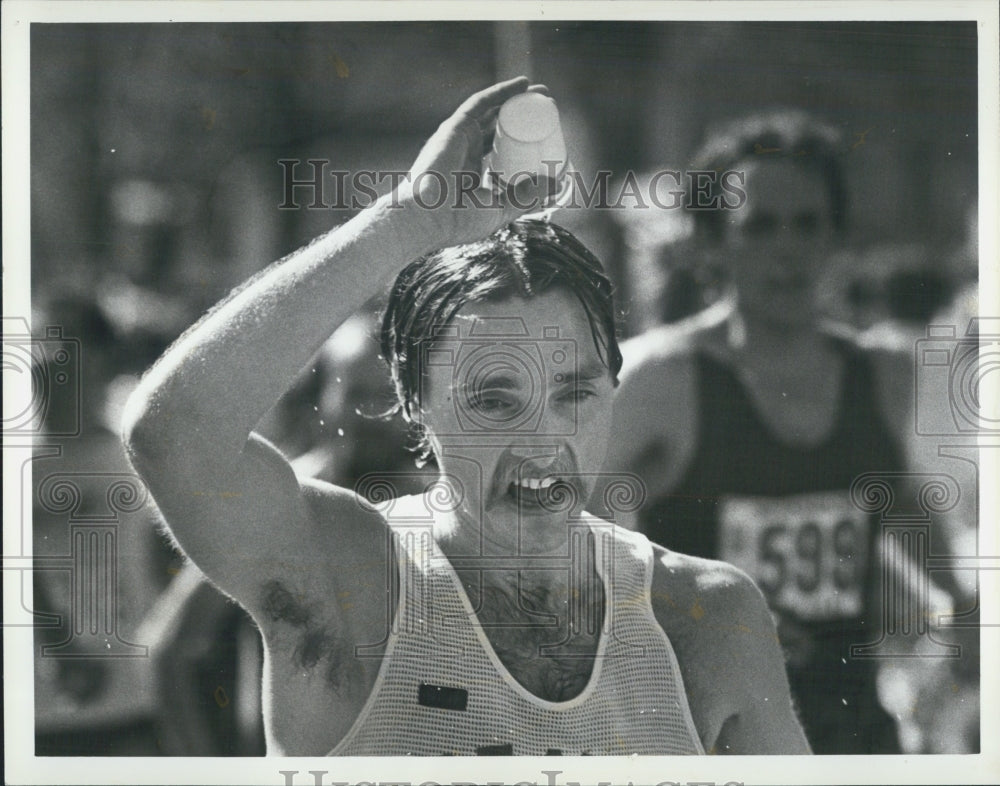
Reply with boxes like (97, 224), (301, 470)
(526, 83), (551, 96)
(455, 76), (530, 119)
(450, 105), (500, 157)
(450, 113), (488, 159)
(479, 105), (502, 135)
(481, 129), (496, 157)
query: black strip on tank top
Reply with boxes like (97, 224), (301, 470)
(476, 742), (514, 755)
(417, 683), (468, 711)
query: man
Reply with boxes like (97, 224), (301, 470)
(604, 111), (917, 753)
(122, 78), (808, 755)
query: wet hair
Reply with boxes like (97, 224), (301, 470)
(380, 218), (622, 459)
(687, 109), (848, 241)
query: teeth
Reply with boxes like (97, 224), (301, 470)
(515, 476), (559, 490)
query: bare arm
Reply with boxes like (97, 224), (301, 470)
(591, 327), (697, 526)
(121, 78), (535, 607)
(870, 342), (964, 621)
(708, 573), (811, 754)
(652, 552), (811, 754)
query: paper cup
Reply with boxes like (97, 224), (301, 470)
(485, 93), (573, 208)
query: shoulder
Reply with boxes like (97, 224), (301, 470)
(619, 309), (730, 384)
(649, 546), (781, 700)
(648, 546), (808, 753)
(650, 545), (770, 635)
(841, 324), (914, 436)
(605, 323), (723, 498)
(620, 323), (697, 378)
(614, 320), (717, 428)
(826, 319), (911, 374)
(297, 476), (385, 525)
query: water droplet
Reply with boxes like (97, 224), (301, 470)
(337, 428), (344, 436)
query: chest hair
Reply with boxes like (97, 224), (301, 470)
(468, 572), (606, 703)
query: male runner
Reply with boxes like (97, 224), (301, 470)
(123, 79), (809, 755)
(605, 111), (914, 753)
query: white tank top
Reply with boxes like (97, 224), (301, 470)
(330, 494), (704, 755)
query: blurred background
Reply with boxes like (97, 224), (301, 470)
(27, 21), (979, 756)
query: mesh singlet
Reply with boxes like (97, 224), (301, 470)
(639, 337), (904, 754)
(330, 495), (703, 756)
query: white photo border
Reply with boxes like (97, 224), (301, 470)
(3, 2), (998, 784)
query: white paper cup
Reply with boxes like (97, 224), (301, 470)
(485, 93), (573, 208)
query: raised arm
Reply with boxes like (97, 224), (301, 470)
(121, 78), (535, 605)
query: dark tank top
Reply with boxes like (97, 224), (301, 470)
(640, 337), (904, 753)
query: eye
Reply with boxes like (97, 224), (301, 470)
(469, 392), (516, 413)
(560, 387), (597, 404)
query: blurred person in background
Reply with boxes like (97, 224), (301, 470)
(122, 78), (809, 755)
(268, 309), (437, 493)
(874, 207), (980, 755)
(826, 242), (961, 343)
(30, 292), (176, 755)
(611, 176), (729, 334)
(603, 110), (958, 754)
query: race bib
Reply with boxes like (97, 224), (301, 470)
(719, 491), (868, 621)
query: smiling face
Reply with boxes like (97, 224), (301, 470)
(418, 287), (616, 554)
(719, 157), (836, 328)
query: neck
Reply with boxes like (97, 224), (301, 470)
(450, 533), (602, 611)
